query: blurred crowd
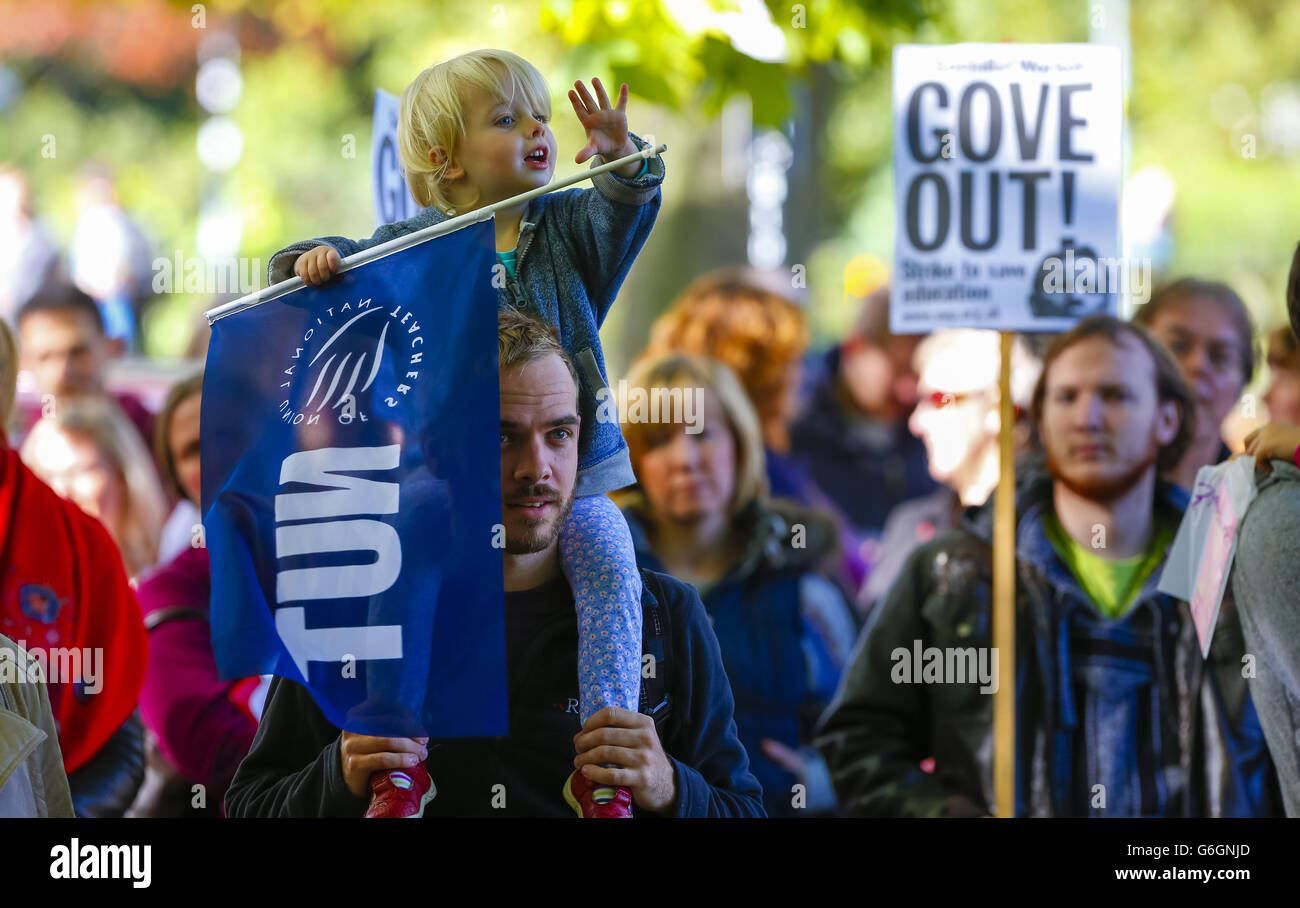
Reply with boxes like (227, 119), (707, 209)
(3, 159), (1300, 817)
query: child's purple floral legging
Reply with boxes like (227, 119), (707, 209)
(559, 494), (643, 726)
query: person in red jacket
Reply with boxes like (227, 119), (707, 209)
(0, 318), (148, 816)
(132, 371), (262, 816)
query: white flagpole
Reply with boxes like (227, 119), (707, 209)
(204, 143), (668, 325)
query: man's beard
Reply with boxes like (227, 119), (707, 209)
(1045, 437), (1160, 503)
(503, 483), (574, 554)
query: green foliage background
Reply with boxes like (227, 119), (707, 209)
(1, 0), (1297, 379)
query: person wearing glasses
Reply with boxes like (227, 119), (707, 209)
(857, 329), (1040, 617)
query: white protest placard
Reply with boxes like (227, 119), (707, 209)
(372, 88), (422, 229)
(891, 44), (1123, 334)
(1158, 457), (1259, 658)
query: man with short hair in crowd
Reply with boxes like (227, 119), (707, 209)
(15, 283), (155, 448)
(858, 329), (1040, 617)
(817, 314), (1281, 817)
(225, 310), (764, 817)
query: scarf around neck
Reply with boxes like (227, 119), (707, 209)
(0, 443), (147, 773)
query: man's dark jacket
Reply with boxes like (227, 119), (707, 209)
(816, 471), (1282, 817)
(225, 569), (765, 817)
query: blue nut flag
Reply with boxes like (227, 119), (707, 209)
(201, 220), (508, 739)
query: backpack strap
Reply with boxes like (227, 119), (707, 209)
(637, 570), (674, 739)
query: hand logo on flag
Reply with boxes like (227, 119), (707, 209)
(279, 300), (425, 428)
(299, 305), (387, 419)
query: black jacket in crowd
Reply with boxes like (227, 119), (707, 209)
(224, 568), (765, 818)
(816, 471), (1282, 817)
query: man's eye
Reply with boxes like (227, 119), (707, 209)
(500, 433), (511, 446)
(551, 428), (572, 441)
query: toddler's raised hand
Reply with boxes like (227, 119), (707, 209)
(295, 244), (341, 287)
(569, 77), (636, 166)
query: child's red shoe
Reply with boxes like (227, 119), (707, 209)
(364, 765), (436, 818)
(563, 769), (632, 818)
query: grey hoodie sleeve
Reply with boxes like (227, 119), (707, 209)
(588, 131), (665, 206)
(543, 131), (665, 326)
(1230, 459), (1300, 816)
(264, 218), (425, 288)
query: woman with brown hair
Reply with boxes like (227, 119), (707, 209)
(615, 351), (856, 817)
(645, 268), (880, 595)
(129, 371), (261, 816)
(642, 267), (811, 499)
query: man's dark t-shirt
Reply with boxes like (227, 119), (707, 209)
(424, 575), (590, 815)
